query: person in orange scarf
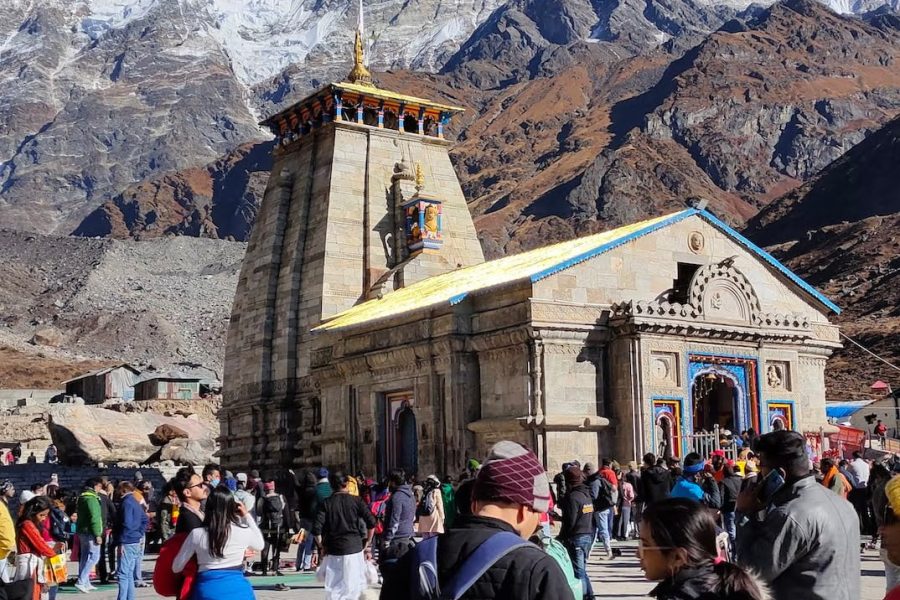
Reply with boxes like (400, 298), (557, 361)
(820, 457), (851, 499)
(15, 496), (64, 600)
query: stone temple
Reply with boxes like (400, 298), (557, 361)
(221, 28), (842, 475)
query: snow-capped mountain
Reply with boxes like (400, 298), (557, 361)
(76, 0), (506, 86)
(0, 0), (897, 236)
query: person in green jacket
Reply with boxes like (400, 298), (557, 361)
(440, 476), (456, 530)
(75, 478), (105, 593)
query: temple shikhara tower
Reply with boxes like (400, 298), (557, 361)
(221, 10), (842, 474)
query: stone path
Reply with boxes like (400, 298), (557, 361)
(62, 542), (888, 599)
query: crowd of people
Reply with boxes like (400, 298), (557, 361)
(0, 444), (59, 466)
(0, 429), (891, 600)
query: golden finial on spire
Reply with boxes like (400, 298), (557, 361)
(414, 162), (425, 191)
(347, 0), (374, 86)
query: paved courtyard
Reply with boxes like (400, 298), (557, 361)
(59, 542), (888, 599)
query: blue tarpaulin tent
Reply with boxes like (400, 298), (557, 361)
(825, 400), (875, 419)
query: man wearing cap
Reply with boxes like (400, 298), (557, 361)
(234, 473), (255, 516)
(380, 441), (571, 600)
(710, 450), (726, 482)
(315, 468), (332, 506)
(735, 430), (859, 600)
(0, 480), (15, 581)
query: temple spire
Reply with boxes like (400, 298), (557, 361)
(347, 0), (373, 86)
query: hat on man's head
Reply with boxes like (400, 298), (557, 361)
(583, 462), (598, 476)
(264, 481), (276, 491)
(250, 469), (260, 479)
(317, 467), (329, 479)
(473, 441), (551, 513)
(711, 450), (726, 458)
(564, 465), (583, 488)
(236, 473), (248, 483)
(0, 480), (12, 494)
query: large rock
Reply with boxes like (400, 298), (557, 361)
(48, 404), (216, 466)
(149, 423), (189, 446)
(159, 439), (217, 466)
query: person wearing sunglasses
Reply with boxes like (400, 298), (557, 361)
(639, 498), (768, 600)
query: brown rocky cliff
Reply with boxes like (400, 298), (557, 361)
(744, 115), (900, 399)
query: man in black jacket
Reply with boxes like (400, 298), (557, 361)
(380, 441), (570, 600)
(559, 465), (595, 600)
(638, 452), (671, 507)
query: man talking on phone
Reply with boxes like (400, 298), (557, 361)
(734, 430), (859, 600)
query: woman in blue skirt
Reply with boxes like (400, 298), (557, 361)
(173, 485), (265, 600)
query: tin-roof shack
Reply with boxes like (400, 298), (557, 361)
(62, 364), (140, 404)
(133, 372), (202, 401)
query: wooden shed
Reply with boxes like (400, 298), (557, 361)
(62, 364), (141, 404)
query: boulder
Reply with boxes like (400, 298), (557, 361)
(48, 404), (217, 465)
(149, 424), (189, 446)
(30, 328), (63, 347)
(159, 439), (216, 465)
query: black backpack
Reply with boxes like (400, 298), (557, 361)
(417, 488), (437, 518)
(261, 494), (285, 529)
(592, 477), (616, 511)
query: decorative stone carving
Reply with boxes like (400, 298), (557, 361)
(650, 352), (679, 386)
(688, 231), (705, 254)
(765, 361), (790, 391)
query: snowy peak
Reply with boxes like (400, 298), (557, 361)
(72, 0), (507, 86)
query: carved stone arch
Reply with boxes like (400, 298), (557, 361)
(688, 260), (762, 325)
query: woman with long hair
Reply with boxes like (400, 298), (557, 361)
(639, 498), (770, 600)
(15, 496), (64, 600)
(172, 485), (264, 600)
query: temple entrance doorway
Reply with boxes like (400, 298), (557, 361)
(377, 391), (418, 478)
(692, 371), (738, 432)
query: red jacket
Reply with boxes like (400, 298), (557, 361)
(17, 520), (55, 557)
(599, 467), (619, 487)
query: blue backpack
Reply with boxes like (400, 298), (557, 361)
(409, 532), (530, 599)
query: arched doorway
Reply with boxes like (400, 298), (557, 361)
(656, 414), (674, 459)
(692, 370), (739, 432)
(396, 406), (418, 476)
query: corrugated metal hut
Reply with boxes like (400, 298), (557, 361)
(133, 372), (202, 401)
(62, 364), (141, 404)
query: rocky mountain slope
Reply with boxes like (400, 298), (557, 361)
(1, 0), (898, 244)
(0, 229), (244, 378)
(746, 114), (900, 398)
(54, 0), (900, 258)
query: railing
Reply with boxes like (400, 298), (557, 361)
(684, 424), (739, 461)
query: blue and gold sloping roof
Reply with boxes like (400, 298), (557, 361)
(314, 208), (839, 332)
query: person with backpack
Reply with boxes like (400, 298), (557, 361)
(313, 472), (376, 600)
(294, 471), (319, 573)
(381, 469), (416, 565)
(558, 465), (595, 600)
(257, 481), (287, 576)
(584, 463), (616, 560)
(417, 475), (445, 539)
(368, 484), (390, 552)
(380, 441), (571, 600)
